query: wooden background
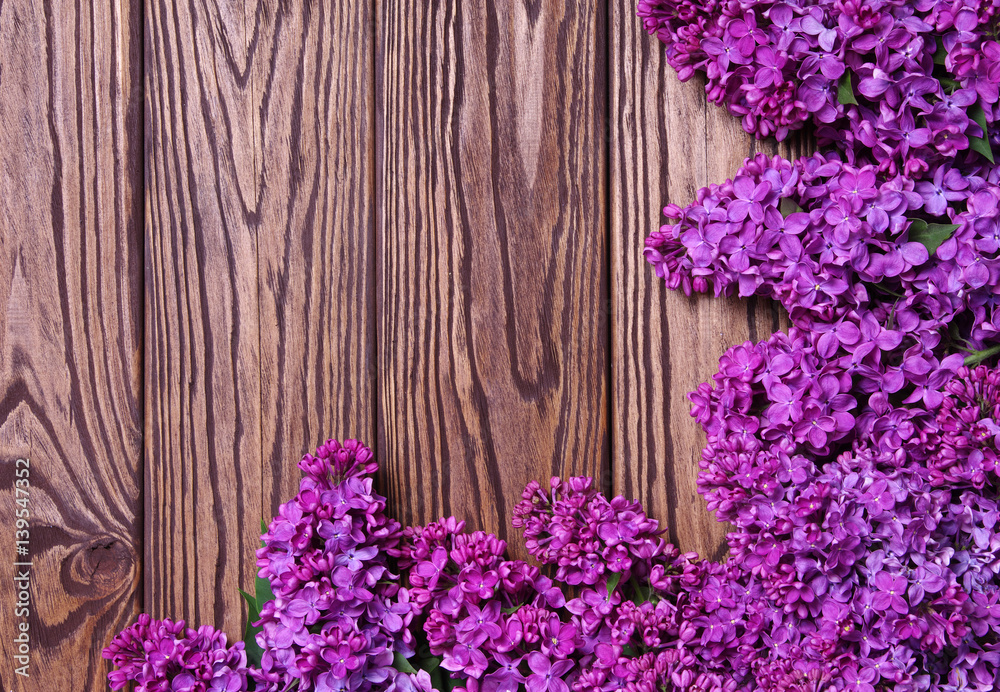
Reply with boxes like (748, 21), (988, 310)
(0, 1), (806, 689)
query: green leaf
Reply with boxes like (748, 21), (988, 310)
(243, 627), (264, 669)
(837, 73), (858, 106)
(971, 104), (990, 135)
(239, 588), (257, 612)
(970, 104), (996, 163)
(238, 520), (275, 670)
(502, 605), (521, 615)
(940, 77), (960, 94)
(933, 42), (947, 66)
(779, 198), (804, 218)
(629, 577), (651, 605)
(606, 572), (621, 596)
(972, 136), (996, 164)
(394, 652), (419, 675)
(256, 573), (274, 610)
(907, 218), (959, 255)
(420, 657), (442, 674)
(240, 588), (265, 668)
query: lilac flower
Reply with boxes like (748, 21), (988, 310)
(872, 572), (910, 615)
(103, 615), (249, 692)
(639, 0), (999, 170)
(525, 653), (574, 692)
(252, 439), (411, 692)
(481, 654), (525, 692)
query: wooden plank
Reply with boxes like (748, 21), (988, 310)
(610, 4), (801, 558)
(0, 1), (143, 689)
(146, 0), (377, 640)
(256, 2), (377, 518)
(378, 0), (608, 553)
(144, 0), (263, 635)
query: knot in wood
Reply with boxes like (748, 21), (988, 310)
(71, 537), (135, 596)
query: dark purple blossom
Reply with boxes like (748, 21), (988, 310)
(102, 615), (249, 692)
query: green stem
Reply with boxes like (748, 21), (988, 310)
(964, 343), (1000, 367)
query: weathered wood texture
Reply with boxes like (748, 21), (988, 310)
(144, 0), (375, 638)
(145, 0), (264, 635)
(377, 0), (609, 552)
(0, 1), (143, 689)
(611, 1), (808, 557)
(253, 1), (377, 526)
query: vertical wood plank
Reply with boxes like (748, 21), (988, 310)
(378, 0), (609, 552)
(144, 0), (262, 635)
(610, 4), (801, 558)
(0, 1), (143, 689)
(146, 0), (377, 641)
(255, 1), (377, 518)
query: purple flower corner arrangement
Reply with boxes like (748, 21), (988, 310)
(106, 0), (1000, 690)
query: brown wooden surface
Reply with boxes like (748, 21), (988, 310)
(253, 1), (377, 531)
(0, 1), (143, 689)
(0, 2), (816, 689)
(377, 0), (609, 551)
(144, 0), (376, 638)
(611, 0), (807, 557)
(144, 0), (264, 636)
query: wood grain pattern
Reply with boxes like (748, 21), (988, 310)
(0, 0), (143, 689)
(611, 3), (805, 558)
(254, 1), (377, 522)
(145, 0), (376, 644)
(377, 0), (609, 554)
(144, 0), (263, 635)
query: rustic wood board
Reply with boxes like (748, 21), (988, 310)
(0, 1), (143, 688)
(145, 0), (264, 635)
(145, 0), (376, 640)
(611, 2), (805, 558)
(377, 0), (609, 554)
(253, 1), (378, 524)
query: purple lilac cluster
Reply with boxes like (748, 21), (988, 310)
(251, 439), (413, 692)
(637, 0), (999, 176)
(104, 408), (1000, 691)
(692, 328), (1000, 687)
(638, 0), (1000, 686)
(646, 151), (1000, 350)
(102, 614), (249, 692)
(510, 479), (753, 692)
(394, 477), (759, 692)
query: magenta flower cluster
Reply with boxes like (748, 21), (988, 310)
(103, 400), (1000, 692)
(102, 614), (248, 692)
(636, 0), (998, 175)
(251, 439), (413, 692)
(638, 0), (1000, 687)
(395, 475), (765, 692)
(646, 151), (1000, 352)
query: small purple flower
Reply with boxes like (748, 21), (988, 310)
(872, 572), (909, 615)
(525, 652), (574, 692)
